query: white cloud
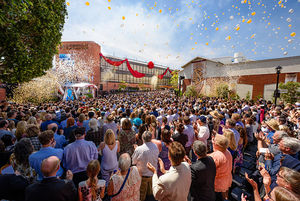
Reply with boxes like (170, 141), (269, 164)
(62, 1), (220, 69)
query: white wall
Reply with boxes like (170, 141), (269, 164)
(236, 84), (253, 99)
(264, 84), (276, 101)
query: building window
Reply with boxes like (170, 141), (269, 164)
(285, 73), (297, 83)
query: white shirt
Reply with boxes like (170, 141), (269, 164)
(189, 114), (197, 124)
(183, 125), (195, 148)
(197, 124), (210, 146)
(157, 115), (163, 125)
(132, 142), (159, 177)
(152, 162), (191, 201)
(166, 115), (173, 125)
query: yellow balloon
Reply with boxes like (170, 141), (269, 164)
(159, 9), (162, 13)
(290, 32), (296, 37)
(108, 6), (111, 10)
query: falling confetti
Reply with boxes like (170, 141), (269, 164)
(251, 34), (256, 39)
(242, 18), (245, 23)
(122, 16), (125, 20)
(216, 27), (219, 31)
(159, 9), (162, 13)
(283, 51), (288, 55)
(288, 24), (292, 28)
(85, 2), (90, 6)
(235, 25), (240, 31)
(205, 42), (209, 45)
(289, 9), (294, 14)
(290, 32), (296, 37)
(286, 18), (291, 22)
(229, 16), (234, 20)
(247, 19), (252, 23)
(226, 36), (231, 40)
(66, 2), (70, 6)
(251, 12), (256, 16)
(288, 39), (293, 43)
(108, 6), (111, 10)
(108, 0), (111, 2)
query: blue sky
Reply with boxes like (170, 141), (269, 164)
(62, 0), (300, 69)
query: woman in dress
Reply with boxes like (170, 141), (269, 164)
(10, 138), (37, 183)
(209, 134), (232, 201)
(98, 129), (120, 185)
(78, 160), (106, 201)
(118, 119), (136, 156)
(107, 153), (141, 201)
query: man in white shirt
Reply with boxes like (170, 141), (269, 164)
(166, 110), (173, 125)
(132, 131), (159, 201)
(195, 116), (210, 146)
(147, 142), (191, 201)
(157, 110), (164, 126)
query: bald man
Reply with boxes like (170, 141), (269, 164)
(25, 156), (77, 201)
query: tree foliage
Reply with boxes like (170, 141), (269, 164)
(279, 82), (300, 104)
(184, 85), (198, 97)
(119, 81), (128, 91)
(0, 0), (67, 83)
(216, 83), (229, 99)
(169, 70), (179, 89)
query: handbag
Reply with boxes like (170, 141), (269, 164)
(109, 167), (131, 198)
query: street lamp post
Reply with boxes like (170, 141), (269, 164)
(274, 66), (282, 105)
(178, 76), (185, 97)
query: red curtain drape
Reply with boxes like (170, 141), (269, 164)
(158, 67), (172, 79)
(100, 53), (171, 79)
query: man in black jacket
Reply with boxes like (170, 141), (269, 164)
(189, 140), (216, 201)
(25, 156), (77, 201)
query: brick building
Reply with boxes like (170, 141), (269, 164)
(179, 55), (300, 100)
(0, 41), (173, 100)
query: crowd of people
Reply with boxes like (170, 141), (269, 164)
(0, 90), (299, 201)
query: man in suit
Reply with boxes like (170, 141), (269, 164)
(189, 140), (216, 201)
(25, 156), (77, 201)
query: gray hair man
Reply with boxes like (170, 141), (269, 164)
(189, 141), (216, 201)
(132, 131), (159, 201)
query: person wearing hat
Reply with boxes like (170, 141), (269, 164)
(194, 116), (210, 146)
(103, 114), (118, 138)
(264, 119), (280, 145)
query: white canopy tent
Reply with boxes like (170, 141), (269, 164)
(63, 82), (98, 100)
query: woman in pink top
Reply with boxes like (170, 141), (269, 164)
(209, 134), (232, 201)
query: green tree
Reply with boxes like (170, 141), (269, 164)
(0, 0), (67, 84)
(279, 82), (300, 104)
(245, 91), (251, 101)
(216, 83), (229, 99)
(184, 85), (198, 97)
(119, 81), (128, 91)
(169, 70), (179, 89)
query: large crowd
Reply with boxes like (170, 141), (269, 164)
(0, 90), (299, 201)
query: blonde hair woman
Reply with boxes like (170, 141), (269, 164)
(27, 116), (38, 127)
(223, 129), (237, 153)
(98, 129), (120, 185)
(15, 121), (28, 141)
